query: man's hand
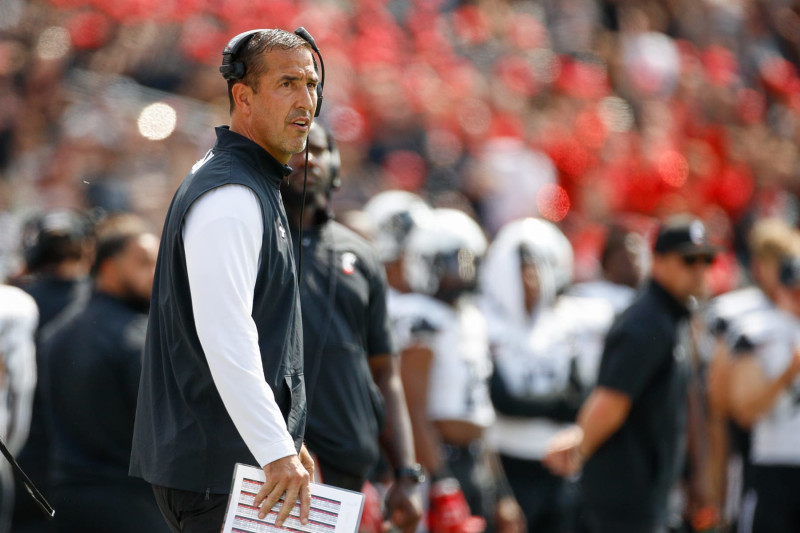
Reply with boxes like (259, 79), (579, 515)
(299, 443), (315, 482)
(494, 495), (526, 533)
(382, 478), (422, 533)
(542, 425), (584, 477)
(255, 454), (311, 527)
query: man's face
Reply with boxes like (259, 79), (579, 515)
(115, 234), (158, 304)
(247, 47), (319, 164)
(654, 252), (713, 302)
(520, 260), (541, 313)
(284, 123), (333, 206)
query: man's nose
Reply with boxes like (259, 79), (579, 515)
(297, 85), (315, 112)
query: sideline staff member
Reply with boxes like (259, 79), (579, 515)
(42, 215), (164, 533)
(544, 215), (717, 532)
(281, 122), (422, 532)
(130, 29), (317, 532)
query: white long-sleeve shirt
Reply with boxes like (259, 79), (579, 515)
(0, 285), (38, 455)
(183, 184), (296, 468)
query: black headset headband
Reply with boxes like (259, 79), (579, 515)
(219, 27), (324, 117)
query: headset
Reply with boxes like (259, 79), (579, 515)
(327, 127), (341, 191)
(219, 27), (325, 117)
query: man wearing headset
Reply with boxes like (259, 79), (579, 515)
(130, 29), (319, 531)
(281, 121), (423, 532)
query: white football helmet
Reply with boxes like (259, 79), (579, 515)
(403, 208), (488, 301)
(503, 217), (574, 293)
(480, 217), (574, 328)
(362, 190), (433, 263)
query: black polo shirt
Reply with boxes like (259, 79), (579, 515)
(293, 220), (394, 480)
(581, 279), (692, 524)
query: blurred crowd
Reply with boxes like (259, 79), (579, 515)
(1, 0), (799, 281)
(1, 0), (800, 532)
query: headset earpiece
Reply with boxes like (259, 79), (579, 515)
(219, 29), (263, 81)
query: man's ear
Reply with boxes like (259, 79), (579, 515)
(232, 83), (252, 116)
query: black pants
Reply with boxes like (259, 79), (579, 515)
(442, 442), (496, 531)
(500, 454), (577, 533)
(738, 464), (800, 533)
(50, 482), (172, 533)
(317, 461), (366, 492)
(152, 485), (229, 533)
(579, 510), (666, 533)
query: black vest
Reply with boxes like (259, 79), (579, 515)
(130, 127), (305, 494)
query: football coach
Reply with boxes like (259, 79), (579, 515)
(130, 28), (321, 532)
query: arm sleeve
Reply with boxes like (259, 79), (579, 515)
(3, 292), (38, 454)
(366, 254), (395, 357)
(183, 184), (297, 468)
(489, 366), (584, 421)
(597, 325), (669, 402)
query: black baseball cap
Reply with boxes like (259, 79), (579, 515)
(779, 255), (800, 288)
(653, 216), (718, 257)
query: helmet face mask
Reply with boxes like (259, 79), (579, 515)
(375, 210), (417, 263)
(363, 191), (433, 264)
(433, 247), (482, 303)
(403, 209), (488, 303)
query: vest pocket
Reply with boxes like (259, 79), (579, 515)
(283, 373), (307, 447)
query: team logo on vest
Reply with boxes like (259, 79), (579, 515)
(342, 252), (357, 275)
(278, 221), (287, 239)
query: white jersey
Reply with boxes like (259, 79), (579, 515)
(707, 286), (771, 338)
(553, 294), (616, 387)
(568, 279), (637, 316)
(386, 287), (409, 351)
(698, 286), (773, 364)
(0, 285), (38, 455)
(733, 307), (800, 465)
(392, 292), (495, 428)
(488, 295), (614, 460)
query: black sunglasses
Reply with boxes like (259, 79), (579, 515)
(682, 255), (715, 266)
